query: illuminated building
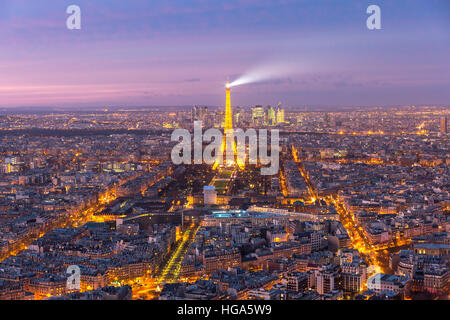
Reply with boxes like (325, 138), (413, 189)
(367, 273), (409, 295)
(213, 111), (224, 128)
(267, 229), (288, 243)
(247, 288), (281, 300)
(414, 243), (450, 256)
(252, 105), (265, 126)
(202, 247), (241, 274)
(0, 282), (27, 300)
(192, 106), (208, 124)
(267, 105), (276, 126)
(223, 80), (236, 167)
(413, 267), (449, 295)
(80, 271), (109, 292)
(276, 103), (285, 124)
(107, 261), (152, 283)
(341, 273), (364, 293)
(203, 185), (217, 205)
(213, 80), (244, 169)
(203, 210), (288, 227)
(233, 106), (242, 127)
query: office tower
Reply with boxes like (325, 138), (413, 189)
(192, 106), (199, 122)
(214, 111), (224, 128)
(233, 106), (242, 127)
(252, 105), (265, 126)
(315, 264), (340, 295)
(192, 106), (208, 124)
(224, 81), (233, 131)
(276, 103), (285, 124)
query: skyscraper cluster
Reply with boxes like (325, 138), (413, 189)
(252, 105), (285, 126)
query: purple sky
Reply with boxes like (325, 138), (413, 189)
(0, 0), (449, 108)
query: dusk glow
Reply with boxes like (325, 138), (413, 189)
(1, 0), (449, 107)
(0, 0), (448, 305)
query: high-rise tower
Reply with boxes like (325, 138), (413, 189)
(440, 116), (448, 135)
(223, 80), (237, 166)
(212, 80), (244, 169)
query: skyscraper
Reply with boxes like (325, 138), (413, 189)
(233, 107), (242, 127)
(440, 116), (448, 134)
(267, 105), (276, 126)
(192, 105), (200, 122)
(276, 103), (285, 124)
(252, 105), (265, 126)
(192, 106), (208, 124)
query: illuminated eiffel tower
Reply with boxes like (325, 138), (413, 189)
(212, 80), (244, 170)
(224, 80), (233, 133)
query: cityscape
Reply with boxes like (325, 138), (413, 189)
(0, 95), (448, 300)
(0, 0), (449, 304)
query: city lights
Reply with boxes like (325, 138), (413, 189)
(0, 0), (448, 306)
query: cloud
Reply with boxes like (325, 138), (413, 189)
(229, 60), (306, 87)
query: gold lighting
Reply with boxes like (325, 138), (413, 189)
(213, 80), (245, 170)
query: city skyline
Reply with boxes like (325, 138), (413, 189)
(1, 0), (449, 108)
(0, 104), (448, 301)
